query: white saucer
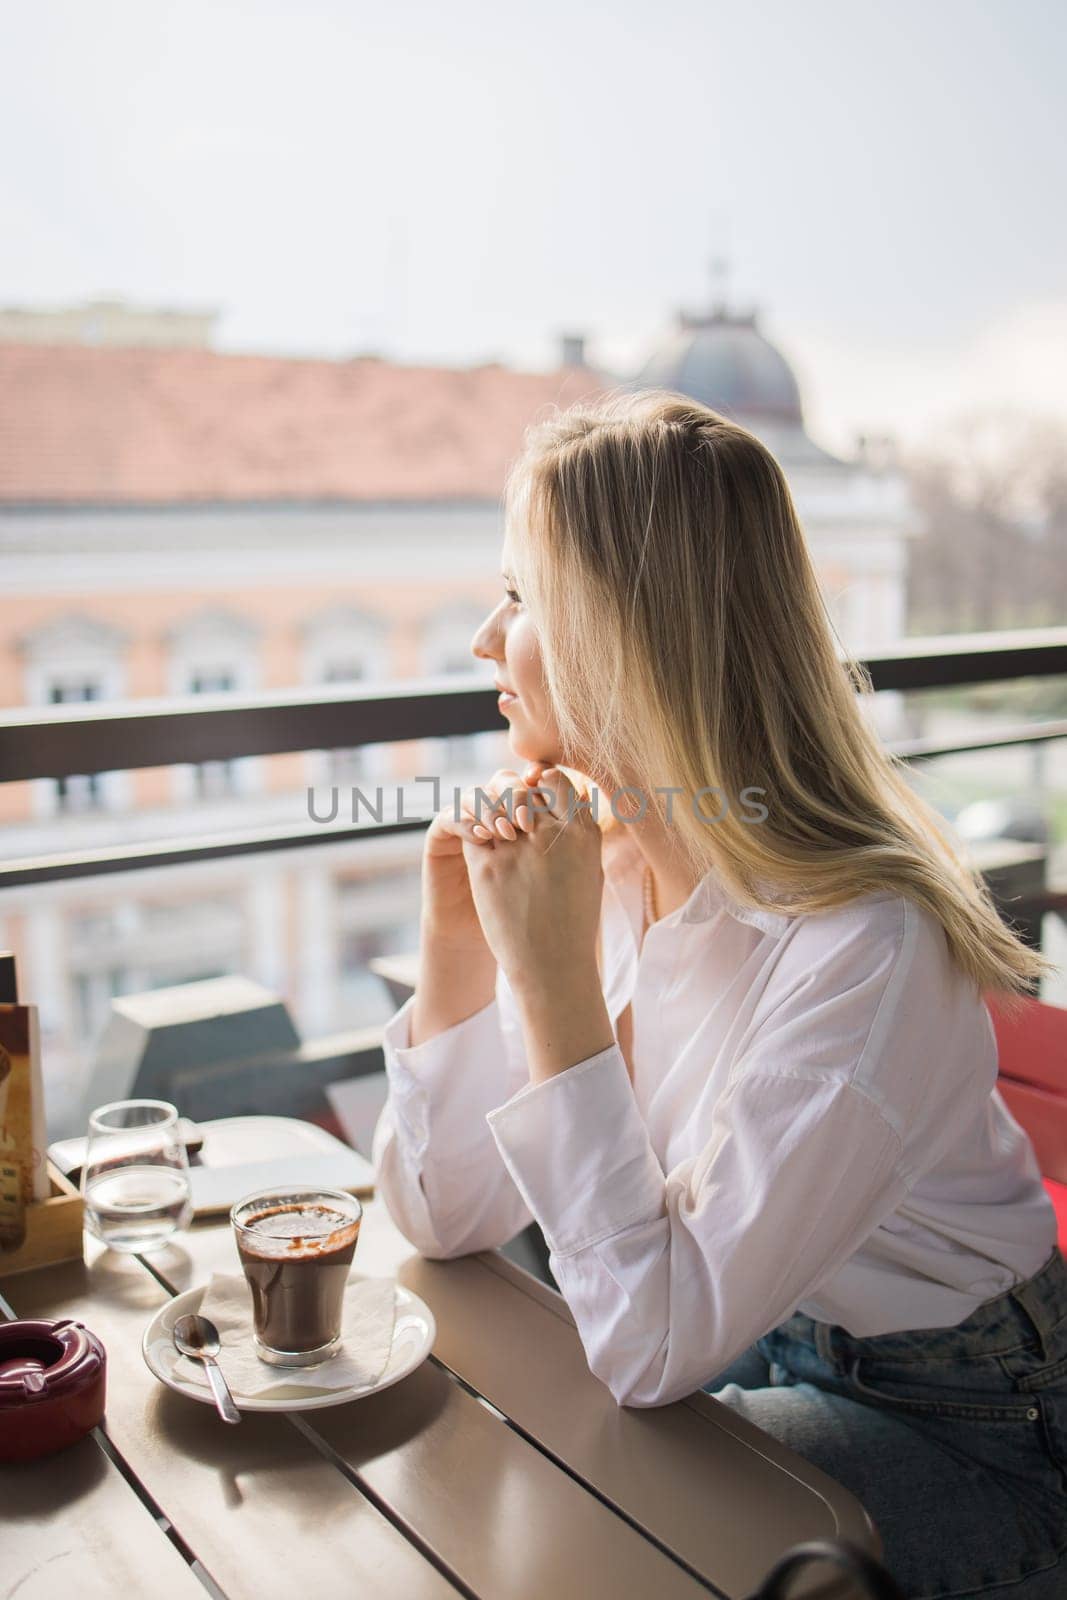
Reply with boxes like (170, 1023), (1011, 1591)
(142, 1278), (436, 1412)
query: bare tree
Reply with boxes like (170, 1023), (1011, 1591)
(905, 411), (1067, 636)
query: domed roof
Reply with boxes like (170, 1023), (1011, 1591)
(634, 308), (804, 426)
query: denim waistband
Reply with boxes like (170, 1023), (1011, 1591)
(1005, 1246), (1067, 1342)
(787, 1248), (1067, 1369)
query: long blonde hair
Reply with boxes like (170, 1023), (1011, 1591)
(505, 389), (1046, 998)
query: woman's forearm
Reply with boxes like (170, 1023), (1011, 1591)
(409, 924), (498, 1047)
(510, 962), (614, 1084)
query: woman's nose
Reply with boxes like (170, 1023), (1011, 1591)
(470, 607), (503, 663)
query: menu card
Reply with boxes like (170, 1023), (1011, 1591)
(0, 955), (49, 1253)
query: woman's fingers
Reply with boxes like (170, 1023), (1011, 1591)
(537, 766), (570, 821)
(467, 769), (539, 838)
(456, 765), (590, 846)
(452, 799), (510, 845)
(535, 768), (598, 828)
(445, 800), (497, 846)
(430, 766), (547, 852)
(461, 766), (594, 846)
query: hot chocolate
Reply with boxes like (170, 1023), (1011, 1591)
(232, 1190), (362, 1366)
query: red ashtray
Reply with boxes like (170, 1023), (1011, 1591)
(0, 1318), (107, 1461)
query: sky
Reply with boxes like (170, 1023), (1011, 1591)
(3, 0), (1065, 455)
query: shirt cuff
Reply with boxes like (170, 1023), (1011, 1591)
(484, 1044), (666, 1257)
(381, 992), (512, 1162)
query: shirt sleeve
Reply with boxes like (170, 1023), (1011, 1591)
(371, 970), (535, 1259)
(484, 982), (911, 1408)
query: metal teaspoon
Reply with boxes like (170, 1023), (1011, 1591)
(173, 1313), (241, 1424)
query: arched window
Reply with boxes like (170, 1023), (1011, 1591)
(166, 608), (262, 801)
(421, 602), (504, 779)
(301, 604), (391, 785)
(19, 614), (129, 817)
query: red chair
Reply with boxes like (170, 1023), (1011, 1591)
(987, 996), (1067, 1254)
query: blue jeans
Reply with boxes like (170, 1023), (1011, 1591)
(703, 1247), (1067, 1599)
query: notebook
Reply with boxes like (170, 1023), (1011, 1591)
(49, 1114), (375, 1218)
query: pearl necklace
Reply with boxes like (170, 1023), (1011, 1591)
(642, 865), (659, 930)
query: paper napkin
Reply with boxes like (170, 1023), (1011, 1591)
(175, 1272), (398, 1397)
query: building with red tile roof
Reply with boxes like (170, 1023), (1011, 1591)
(0, 343), (605, 505)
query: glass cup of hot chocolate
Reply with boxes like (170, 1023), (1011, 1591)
(230, 1187), (363, 1366)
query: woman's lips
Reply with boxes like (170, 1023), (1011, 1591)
(497, 689), (518, 710)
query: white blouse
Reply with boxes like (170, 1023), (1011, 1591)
(372, 824), (1057, 1408)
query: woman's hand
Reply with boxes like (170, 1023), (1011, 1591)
(421, 767), (543, 952)
(422, 768), (543, 940)
(461, 765), (604, 989)
(409, 767), (543, 1047)
(462, 766), (614, 1080)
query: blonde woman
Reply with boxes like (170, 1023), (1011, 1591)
(372, 392), (1067, 1598)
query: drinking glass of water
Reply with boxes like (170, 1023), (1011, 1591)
(82, 1099), (193, 1252)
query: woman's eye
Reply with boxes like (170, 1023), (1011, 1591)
(505, 587), (522, 605)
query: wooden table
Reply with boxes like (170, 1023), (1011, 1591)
(2, 1199), (881, 1599)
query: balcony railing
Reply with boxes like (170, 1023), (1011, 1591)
(2, 627), (1067, 890)
(4, 627), (1066, 1145)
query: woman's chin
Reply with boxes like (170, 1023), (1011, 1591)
(504, 721), (531, 758)
(508, 727), (561, 768)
